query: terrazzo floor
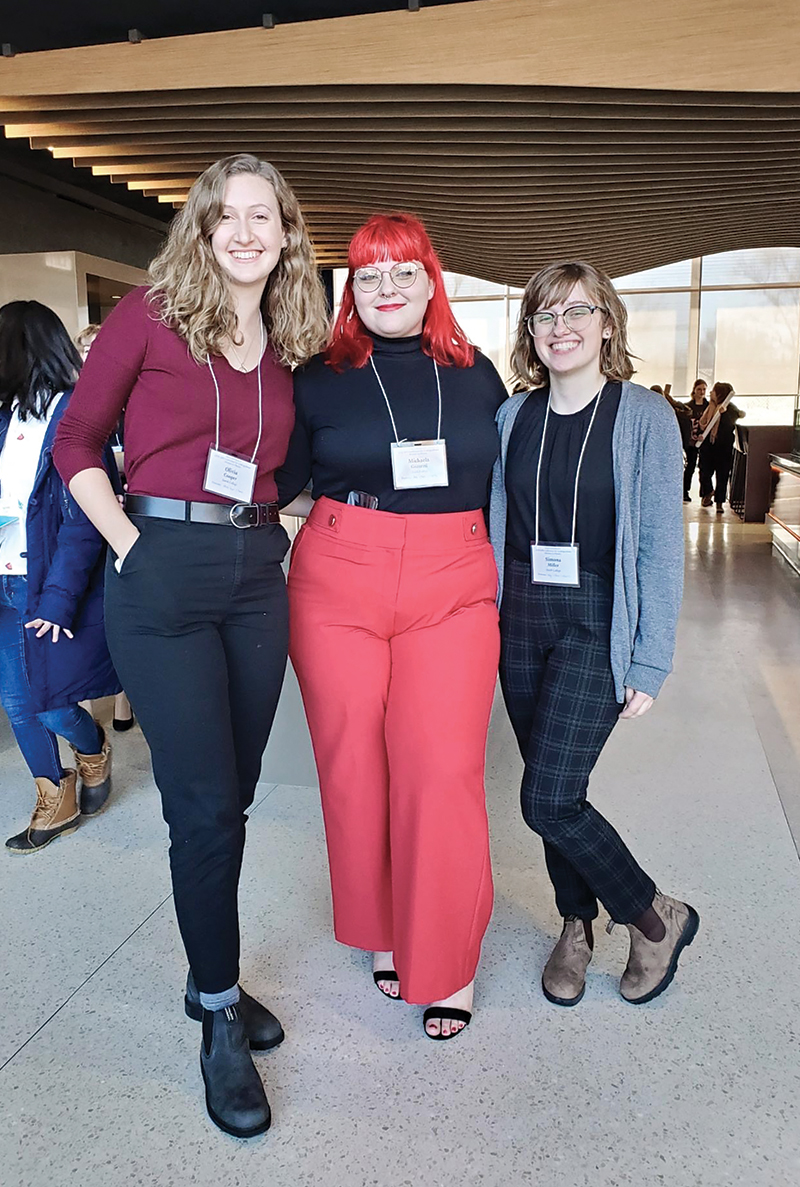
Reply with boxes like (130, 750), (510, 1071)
(2, 504), (800, 1187)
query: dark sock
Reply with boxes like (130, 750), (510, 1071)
(202, 1008), (214, 1055)
(632, 905), (666, 942)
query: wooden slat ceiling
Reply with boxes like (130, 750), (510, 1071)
(2, 2), (800, 285)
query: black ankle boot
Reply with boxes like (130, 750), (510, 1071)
(200, 1006), (271, 1138)
(186, 971), (284, 1051)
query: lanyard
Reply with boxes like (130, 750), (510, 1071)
(534, 385), (604, 547)
(369, 355), (443, 443)
(206, 320), (265, 465)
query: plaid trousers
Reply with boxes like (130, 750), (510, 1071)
(499, 557), (656, 923)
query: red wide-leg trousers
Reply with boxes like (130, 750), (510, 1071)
(288, 496), (499, 1004)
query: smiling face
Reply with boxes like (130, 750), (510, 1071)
(351, 257), (435, 339)
(532, 281), (610, 379)
(209, 173), (286, 293)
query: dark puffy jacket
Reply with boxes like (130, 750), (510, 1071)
(0, 391), (120, 712)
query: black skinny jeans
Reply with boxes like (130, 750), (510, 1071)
(699, 439), (733, 505)
(104, 516), (289, 994)
(683, 445), (699, 495)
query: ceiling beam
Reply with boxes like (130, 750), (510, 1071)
(1, 3), (799, 284)
(0, 1), (799, 95)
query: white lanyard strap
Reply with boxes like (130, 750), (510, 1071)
(370, 355), (442, 443)
(207, 321), (265, 466)
(534, 386), (604, 547)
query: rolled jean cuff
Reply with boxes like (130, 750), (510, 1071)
(199, 984), (240, 1012)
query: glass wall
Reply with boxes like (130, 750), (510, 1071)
(697, 288), (800, 397)
(442, 277), (512, 374)
(622, 291), (692, 395)
(628, 248), (800, 423)
(332, 247), (800, 425)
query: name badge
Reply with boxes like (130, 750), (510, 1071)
(531, 542), (580, 587)
(203, 446), (257, 502)
(390, 439), (449, 490)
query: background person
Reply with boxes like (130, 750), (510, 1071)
(682, 379), (708, 502)
(76, 323), (133, 731)
(54, 154), (329, 1138)
(698, 381), (745, 511)
(653, 384), (694, 468)
(278, 212), (507, 1041)
(491, 260), (699, 1011)
(0, 301), (117, 854)
(75, 323), (101, 362)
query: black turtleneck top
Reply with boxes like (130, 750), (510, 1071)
(276, 334), (508, 514)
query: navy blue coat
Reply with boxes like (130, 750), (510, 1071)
(0, 391), (121, 712)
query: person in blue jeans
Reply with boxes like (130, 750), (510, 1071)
(0, 300), (119, 853)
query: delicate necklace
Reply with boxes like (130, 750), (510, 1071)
(228, 322), (263, 372)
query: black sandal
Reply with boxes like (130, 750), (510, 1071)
(422, 1007), (472, 1040)
(373, 971), (401, 999)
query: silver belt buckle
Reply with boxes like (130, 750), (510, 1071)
(229, 503), (253, 529)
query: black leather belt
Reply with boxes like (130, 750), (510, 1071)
(125, 494), (280, 528)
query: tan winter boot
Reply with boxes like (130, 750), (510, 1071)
(617, 892), (700, 1004)
(542, 917), (593, 1006)
(71, 723), (112, 816)
(5, 770), (80, 854)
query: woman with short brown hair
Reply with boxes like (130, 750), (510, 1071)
(491, 259), (699, 1010)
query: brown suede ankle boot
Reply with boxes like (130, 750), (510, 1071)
(617, 892), (700, 1004)
(542, 917), (593, 1006)
(71, 723), (112, 816)
(5, 770), (80, 854)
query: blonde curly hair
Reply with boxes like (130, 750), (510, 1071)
(510, 260), (635, 389)
(148, 154), (329, 368)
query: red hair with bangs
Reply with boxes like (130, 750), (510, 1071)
(326, 212), (475, 372)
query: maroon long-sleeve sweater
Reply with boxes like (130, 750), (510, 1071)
(54, 287), (294, 504)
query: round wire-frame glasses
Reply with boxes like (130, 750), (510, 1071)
(526, 304), (605, 337)
(353, 262), (420, 293)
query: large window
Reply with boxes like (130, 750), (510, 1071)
(701, 247), (800, 287)
(450, 299), (508, 373)
(612, 259), (693, 290)
(698, 288), (800, 395)
(622, 291), (692, 394)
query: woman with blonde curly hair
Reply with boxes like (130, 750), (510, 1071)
(491, 260), (699, 1013)
(54, 154), (329, 1138)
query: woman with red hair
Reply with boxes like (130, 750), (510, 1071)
(278, 213), (507, 1039)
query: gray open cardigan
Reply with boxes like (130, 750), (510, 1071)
(489, 381), (684, 703)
